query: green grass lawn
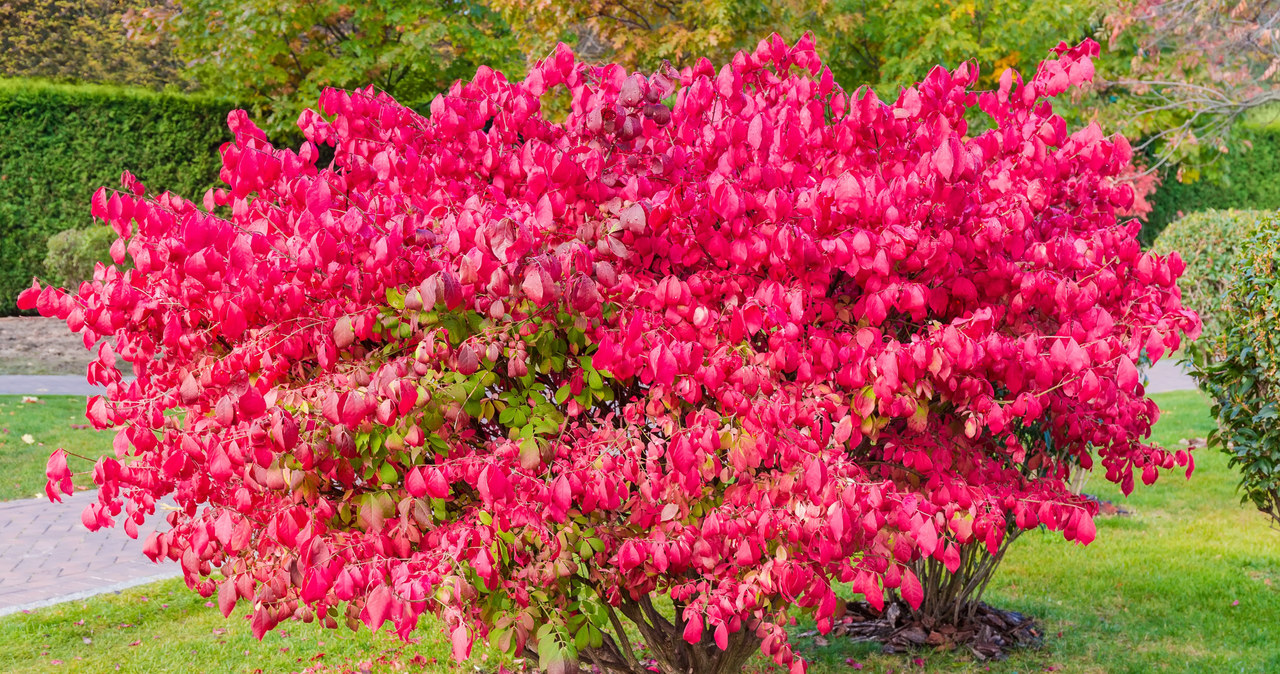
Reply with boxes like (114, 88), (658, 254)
(0, 395), (113, 502)
(1, 391), (1276, 673)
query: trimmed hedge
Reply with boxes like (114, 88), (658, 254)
(0, 79), (231, 313)
(1142, 127), (1280, 245)
(1189, 212), (1280, 524)
(1151, 209), (1274, 353)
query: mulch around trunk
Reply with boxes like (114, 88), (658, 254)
(1081, 492), (1135, 517)
(804, 600), (1043, 661)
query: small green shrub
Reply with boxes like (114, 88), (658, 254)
(1191, 217), (1280, 524)
(43, 225), (114, 289)
(1151, 209), (1276, 355)
(0, 78), (231, 314)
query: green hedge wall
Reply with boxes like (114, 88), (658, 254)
(0, 79), (231, 314)
(1142, 127), (1280, 246)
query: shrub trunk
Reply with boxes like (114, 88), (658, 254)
(566, 596), (761, 674)
(909, 530), (1022, 626)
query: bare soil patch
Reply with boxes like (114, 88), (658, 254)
(0, 317), (99, 375)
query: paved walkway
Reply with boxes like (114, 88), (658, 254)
(0, 489), (177, 616)
(0, 375), (116, 396)
(1144, 358), (1198, 394)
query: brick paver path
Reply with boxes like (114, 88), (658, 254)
(0, 489), (177, 616)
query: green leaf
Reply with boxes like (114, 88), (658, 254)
(386, 287), (406, 309)
(573, 623), (591, 650)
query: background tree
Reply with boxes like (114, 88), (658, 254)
(817, 0), (1099, 93)
(493, 0), (807, 67)
(0, 0), (182, 89)
(1092, 0), (1280, 173)
(495, 0), (1099, 93)
(126, 0), (524, 137)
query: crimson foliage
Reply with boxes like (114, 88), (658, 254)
(27, 35), (1198, 673)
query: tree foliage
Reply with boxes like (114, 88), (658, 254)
(1093, 0), (1280, 168)
(127, 0), (524, 136)
(0, 0), (182, 88)
(818, 0), (1099, 92)
(496, 0), (1098, 92)
(27, 36), (1198, 673)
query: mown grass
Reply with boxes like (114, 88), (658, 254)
(1, 391), (1276, 673)
(0, 579), (469, 674)
(0, 395), (113, 502)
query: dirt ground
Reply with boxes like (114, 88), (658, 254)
(0, 317), (103, 376)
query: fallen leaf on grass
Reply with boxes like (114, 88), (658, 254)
(128, 640), (141, 647)
(21, 433), (34, 444)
